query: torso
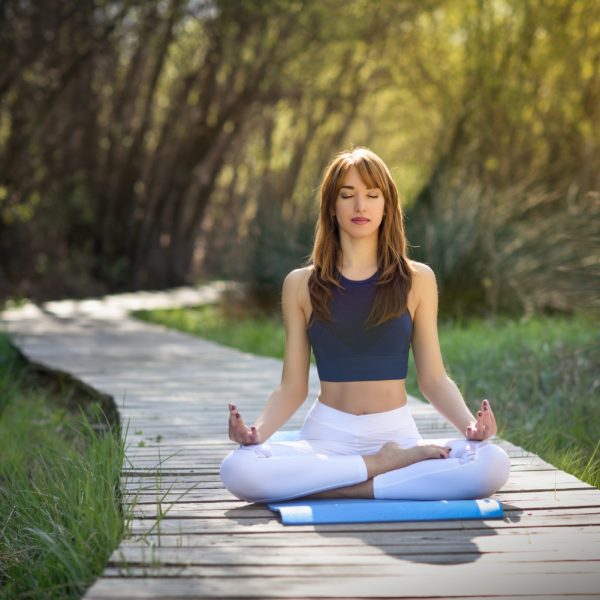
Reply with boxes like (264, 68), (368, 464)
(298, 262), (420, 415)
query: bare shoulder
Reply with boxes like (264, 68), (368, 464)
(283, 266), (313, 292)
(408, 259), (435, 279)
(407, 260), (437, 303)
(283, 266), (314, 323)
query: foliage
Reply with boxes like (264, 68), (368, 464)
(0, 0), (598, 316)
(406, 180), (599, 317)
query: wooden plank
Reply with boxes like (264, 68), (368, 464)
(108, 536), (600, 565)
(102, 559), (600, 577)
(115, 525), (600, 549)
(120, 488), (600, 508)
(127, 511), (600, 536)
(126, 493), (600, 517)
(120, 473), (594, 496)
(83, 570), (600, 598)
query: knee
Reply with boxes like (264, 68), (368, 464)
(220, 448), (255, 501)
(219, 446), (273, 503)
(475, 443), (511, 497)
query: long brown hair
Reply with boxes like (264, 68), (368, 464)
(305, 146), (415, 329)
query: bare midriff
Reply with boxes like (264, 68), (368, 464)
(317, 380), (408, 415)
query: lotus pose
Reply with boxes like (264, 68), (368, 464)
(220, 147), (511, 503)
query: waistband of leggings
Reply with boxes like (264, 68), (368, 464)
(307, 398), (415, 426)
(301, 398), (421, 442)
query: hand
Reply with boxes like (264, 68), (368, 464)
(465, 398), (497, 441)
(228, 403), (262, 445)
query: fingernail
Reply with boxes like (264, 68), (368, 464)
(236, 413), (240, 418)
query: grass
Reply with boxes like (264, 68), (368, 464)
(0, 333), (129, 599)
(133, 304), (600, 489)
(427, 313), (599, 488)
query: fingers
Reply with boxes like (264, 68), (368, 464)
(466, 422), (475, 438)
(466, 399), (497, 440)
(228, 403), (242, 423)
(227, 403), (260, 445)
(467, 419), (484, 440)
(467, 418), (482, 440)
(227, 403), (245, 441)
(434, 444), (452, 458)
(249, 426), (261, 444)
(480, 399), (497, 438)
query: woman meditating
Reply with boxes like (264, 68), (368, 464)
(220, 146), (511, 504)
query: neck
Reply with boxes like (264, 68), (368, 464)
(338, 235), (378, 271)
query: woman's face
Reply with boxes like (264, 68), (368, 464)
(334, 165), (385, 238)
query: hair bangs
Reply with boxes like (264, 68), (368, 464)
(353, 155), (384, 192)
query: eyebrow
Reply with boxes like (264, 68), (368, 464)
(340, 185), (379, 191)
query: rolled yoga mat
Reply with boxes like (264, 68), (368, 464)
(266, 429), (504, 525)
(267, 498), (504, 525)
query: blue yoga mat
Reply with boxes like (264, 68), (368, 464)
(268, 498), (504, 525)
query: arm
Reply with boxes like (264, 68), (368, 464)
(228, 268), (311, 444)
(410, 263), (479, 437)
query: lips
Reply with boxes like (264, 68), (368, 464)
(351, 218), (370, 223)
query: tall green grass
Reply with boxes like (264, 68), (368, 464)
(134, 305), (599, 488)
(0, 334), (129, 599)
(419, 313), (599, 488)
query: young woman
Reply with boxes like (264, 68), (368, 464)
(220, 147), (511, 504)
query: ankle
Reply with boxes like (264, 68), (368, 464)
(362, 451), (386, 479)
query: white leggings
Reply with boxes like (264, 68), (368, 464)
(220, 398), (511, 504)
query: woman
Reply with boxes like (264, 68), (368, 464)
(220, 147), (511, 504)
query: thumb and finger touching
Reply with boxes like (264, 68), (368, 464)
(228, 403), (261, 445)
(466, 399), (497, 440)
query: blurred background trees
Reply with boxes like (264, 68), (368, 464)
(1, 0), (598, 318)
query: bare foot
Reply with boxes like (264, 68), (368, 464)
(303, 442), (452, 501)
(363, 441), (452, 479)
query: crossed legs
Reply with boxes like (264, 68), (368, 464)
(220, 437), (511, 503)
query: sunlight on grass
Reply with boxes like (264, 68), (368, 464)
(140, 304), (286, 359)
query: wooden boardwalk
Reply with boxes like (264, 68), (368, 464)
(2, 301), (600, 599)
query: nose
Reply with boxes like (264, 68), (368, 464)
(354, 193), (368, 213)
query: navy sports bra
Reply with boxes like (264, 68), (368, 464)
(306, 269), (413, 382)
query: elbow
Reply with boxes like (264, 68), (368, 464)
(279, 383), (308, 405)
(418, 373), (450, 399)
